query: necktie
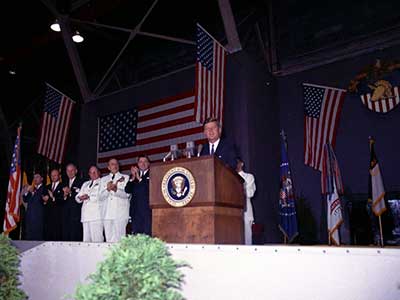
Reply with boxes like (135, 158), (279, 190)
(210, 144), (215, 155)
(111, 174), (115, 180)
(89, 180), (94, 188)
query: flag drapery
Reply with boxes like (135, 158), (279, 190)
(303, 83), (346, 171)
(278, 130), (298, 242)
(368, 138), (386, 216)
(321, 143), (344, 245)
(97, 91), (207, 173)
(3, 126), (22, 235)
(194, 24), (227, 124)
(37, 83), (75, 164)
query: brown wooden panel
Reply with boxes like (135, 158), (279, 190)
(150, 156), (244, 244)
(150, 156), (215, 209)
(152, 206), (244, 244)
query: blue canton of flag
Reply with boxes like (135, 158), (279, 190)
(44, 88), (63, 118)
(98, 109), (138, 153)
(197, 26), (214, 70)
(194, 24), (226, 124)
(279, 130), (298, 242)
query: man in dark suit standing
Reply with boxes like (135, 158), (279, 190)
(125, 155), (152, 236)
(61, 163), (84, 241)
(42, 169), (63, 241)
(200, 117), (238, 169)
(23, 173), (45, 240)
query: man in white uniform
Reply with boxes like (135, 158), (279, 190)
(99, 158), (130, 242)
(236, 158), (256, 245)
(76, 166), (104, 242)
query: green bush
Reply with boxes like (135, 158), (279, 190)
(72, 235), (188, 300)
(0, 234), (27, 300)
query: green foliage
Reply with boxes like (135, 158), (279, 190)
(72, 235), (188, 300)
(0, 234), (27, 300)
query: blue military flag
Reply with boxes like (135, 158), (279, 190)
(279, 130), (298, 242)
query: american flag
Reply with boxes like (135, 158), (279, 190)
(195, 24), (227, 124)
(303, 83), (346, 171)
(37, 84), (75, 164)
(97, 91), (206, 173)
(3, 126), (22, 235)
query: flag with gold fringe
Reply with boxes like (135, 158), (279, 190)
(321, 143), (343, 245)
(368, 137), (386, 216)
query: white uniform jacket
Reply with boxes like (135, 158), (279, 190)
(239, 171), (256, 216)
(99, 172), (130, 220)
(75, 178), (103, 222)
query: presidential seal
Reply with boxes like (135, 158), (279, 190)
(161, 167), (196, 207)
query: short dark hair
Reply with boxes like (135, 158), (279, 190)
(89, 165), (100, 172)
(33, 172), (44, 180)
(137, 154), (151, 163)
(203, 117), (221, 129)
(66, 163), (77, 170)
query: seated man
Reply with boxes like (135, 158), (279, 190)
(200, 117), (238, 169)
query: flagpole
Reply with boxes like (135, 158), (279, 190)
(378, 215), (384, 247)
(328, 233), (331, 246)
(283, 235), (287, 244)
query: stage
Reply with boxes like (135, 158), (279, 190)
(12, 240), (400, 300)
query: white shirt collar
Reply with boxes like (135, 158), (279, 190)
(209, 138), (220, 153)
(140, 169), (149, 176)
(69, 176), (76, 186)
(110, 172), (120, 179)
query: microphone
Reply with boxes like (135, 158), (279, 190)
(197, 144), (203, 157)
(170, 144), (178, 161)
(185, 141), (195, 158)
(162, 152), (171, 162)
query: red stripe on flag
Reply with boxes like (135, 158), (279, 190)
(136, 127), (203, 145)
(60, 100), (74, 164)
(331, 91), (345, 147)
(137, 116), (195, 134)
(139, 91), (194, 110)
(138, 103), (194, 122)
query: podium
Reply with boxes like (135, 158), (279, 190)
(150, 156), (245, 244)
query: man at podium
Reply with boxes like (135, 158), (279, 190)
(200, 117), (238, 169)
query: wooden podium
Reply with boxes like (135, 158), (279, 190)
(150, 156), (245, 244)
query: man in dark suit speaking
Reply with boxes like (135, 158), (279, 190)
(200, 117), (238, 169)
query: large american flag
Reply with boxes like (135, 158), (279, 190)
(37, 84), (75, 164)
(97, 91), (206, 173)
(303, 83), (346, 171)
(3, 126), (22, 235)
(195, 24), (227, 124)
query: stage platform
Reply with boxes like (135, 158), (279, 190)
(12, 241), (400, 300)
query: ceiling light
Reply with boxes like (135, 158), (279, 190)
(50, 20), (61, 32)
(72, 31), (84, 43)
